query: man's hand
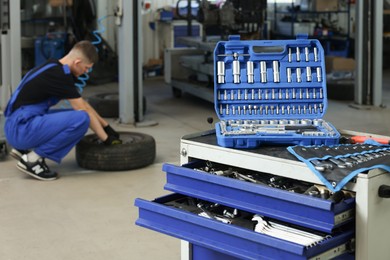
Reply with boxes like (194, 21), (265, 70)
(104, 125), (120, 138)
(104, 135), (123, 145)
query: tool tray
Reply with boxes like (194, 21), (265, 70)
(135, 193), (355, 260)
(163, 160), (355, 233)
(214, 35), (340, 148)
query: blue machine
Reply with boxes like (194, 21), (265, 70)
(34, 32), (66, 67)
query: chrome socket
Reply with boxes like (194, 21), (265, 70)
(247, 61), (254, 83)
(314, 47), (318, 62)
(301, 119), (312, 125)
(316, 67), (322, 82)
(287, 68), (292, 83)
(260, 61), (267, 83)
(289, 119), (300, 125)
(217, 61), (225, 83)
(273, 61), (280, 83)
(296, 47), (301, 62)
(305, 47), (309, 61)
(233, 59), (240, 83)
(313, 119), (323, 126)
(306, 67), (312, 82)
(296, 68), (302, 83)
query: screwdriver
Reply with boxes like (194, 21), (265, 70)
(350, 135), (390, 145)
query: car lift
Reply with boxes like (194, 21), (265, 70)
(1, 0), (21, 159)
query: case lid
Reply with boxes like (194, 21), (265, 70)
(214, 35), (328, 121)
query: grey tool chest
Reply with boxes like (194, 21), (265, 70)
(213, 35), (340, 148)
(135, 131), (390, 259)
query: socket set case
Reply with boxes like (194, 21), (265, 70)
(214, 35), (340, 148)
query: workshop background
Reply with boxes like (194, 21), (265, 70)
(1, 0), (390, 259)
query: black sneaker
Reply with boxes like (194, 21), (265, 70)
(10, 148), (30, 161)
(17, 155), (58, 181)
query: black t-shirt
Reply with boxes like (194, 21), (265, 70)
(12, 59), (81, 111)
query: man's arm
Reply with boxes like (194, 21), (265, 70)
(82, 99), (120, 138)
(82, 99), (109, 127)
(68, 97), (108, 141)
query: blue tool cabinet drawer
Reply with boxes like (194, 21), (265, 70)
(162, 161), (355, 233)
(135, 193), (355, 260)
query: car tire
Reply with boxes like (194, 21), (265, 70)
(76, 132), (156, 171)
(88, 92), (147, 118)
(88, 92), (119, 118)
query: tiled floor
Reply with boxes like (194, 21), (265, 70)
(0, 69), (389, 259)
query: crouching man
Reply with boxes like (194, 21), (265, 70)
(4, 41), (121, 180)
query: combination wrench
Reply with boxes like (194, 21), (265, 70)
(311, 159), (333, 172)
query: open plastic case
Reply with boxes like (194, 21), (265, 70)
(214, 35), (340, 148)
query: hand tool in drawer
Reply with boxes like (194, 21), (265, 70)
(196, 160), (355, 203)
(164, 161), (356, 233)
(213, 34), (340, 148)
(252, 215), (332, 247)
(165, 196), (335, 248)
(136, 193), (356, 259)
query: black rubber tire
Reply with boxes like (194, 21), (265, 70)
(327, 80), (354, 101)
(172, 87), (182, 98)
(75, 132), (156, 171)
(88, 93), (147, 118)
(88, 92), (119, 118)
(0, 141), (7, 161)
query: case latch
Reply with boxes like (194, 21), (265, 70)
(296, 34), (309, 40)
(228, 35), (241, 41)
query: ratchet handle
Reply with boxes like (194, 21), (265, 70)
(285, 125), (317, 131)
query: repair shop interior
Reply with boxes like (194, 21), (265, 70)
(1, 0), (390, 259)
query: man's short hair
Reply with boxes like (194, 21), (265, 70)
(72, 40), (99, 64)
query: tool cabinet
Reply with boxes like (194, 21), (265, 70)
(135, 130), (390, 259)
(136, 36), (389, 259)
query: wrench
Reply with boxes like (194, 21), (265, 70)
(356, 154), (368, 162)
(363, 153), (376, 160)
(252, 215), (326, 247)
(234, 172), (267, 186)
(338, 157), (355, 167)
(367, 152), (382, 159)
(197, 203), (217, 220)
(311, 159), (333, 171)
(328, 158), (347, 168)
(350, 156), (364, 163)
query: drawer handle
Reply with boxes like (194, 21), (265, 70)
(378, 185), (390, 198)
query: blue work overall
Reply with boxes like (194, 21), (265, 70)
(4, 63), (90, 163)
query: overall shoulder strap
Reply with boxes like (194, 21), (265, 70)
(4, 62), (58, 116)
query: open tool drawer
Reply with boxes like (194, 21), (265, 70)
(162, 160), (355, 233)
(135, 193), (355, 260)
(213, 35), (340, 148)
